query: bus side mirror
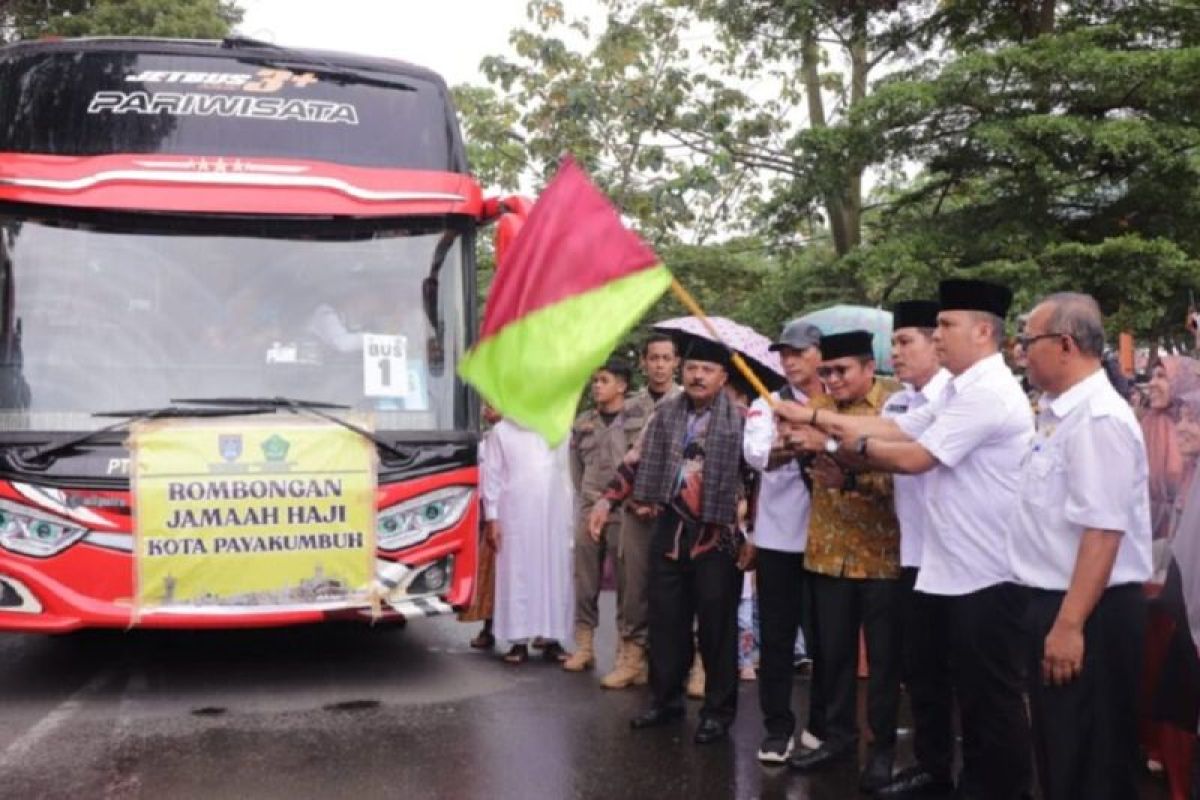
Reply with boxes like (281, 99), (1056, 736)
(486, 195), (533, 273)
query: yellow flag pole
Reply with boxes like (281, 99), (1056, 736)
(669, 278), (777, 407)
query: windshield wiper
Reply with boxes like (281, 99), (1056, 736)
(170, 397), (348, 411)
(221, 36), (417, 92)
(10, 404), (275, 470)
(172, 396), (417, 464)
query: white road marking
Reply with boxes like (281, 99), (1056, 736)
(0, 669), (115, 770)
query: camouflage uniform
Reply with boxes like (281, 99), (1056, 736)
(617, 385), (680, 647)
(570, 399), (652, 633)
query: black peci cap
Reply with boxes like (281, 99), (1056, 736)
(819, 330), (874, 361)
(680, 336), (731, 368)
(892, 300), (940, 331)
(938, 279), (1013, 318)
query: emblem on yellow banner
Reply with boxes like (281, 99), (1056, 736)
(131, 417), (377, 614)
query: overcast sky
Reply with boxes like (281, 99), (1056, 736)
(236, 0), (593, 88)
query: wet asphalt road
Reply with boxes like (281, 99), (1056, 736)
(0, 594), (1173, 800)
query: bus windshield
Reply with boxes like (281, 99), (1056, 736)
(0, 210), (470, 432)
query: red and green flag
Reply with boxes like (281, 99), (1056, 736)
(459, 158), (671, 444)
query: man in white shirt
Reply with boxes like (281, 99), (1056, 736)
(776, 279), (1035, 800)
(743, 319), (825, 764)
(876, 300), (954, 799)
(1013, 293), (1151, 800)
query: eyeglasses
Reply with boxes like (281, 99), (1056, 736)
(817, 364), (853, 380)
(1016, 332), (1070, 350)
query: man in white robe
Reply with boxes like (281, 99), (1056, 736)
(482, 417), (575, 662)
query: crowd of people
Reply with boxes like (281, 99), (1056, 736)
(459, 278), (1200, 800)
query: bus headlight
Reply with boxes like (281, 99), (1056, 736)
(377, 486), (473, 551)
(0, 500), (88, 557)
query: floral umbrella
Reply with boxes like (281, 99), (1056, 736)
(652, 315), (786, 393)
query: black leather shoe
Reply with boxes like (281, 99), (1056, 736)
(630, 706), (684, 729)
(859, 749), (895, 792)
(787, 741), (854, 772)
(874, 766), (955, 798)
(693, 718), (729, 745)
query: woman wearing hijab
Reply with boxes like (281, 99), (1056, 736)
(1142, 357), (1200, 557)
(1142, 385), (1200, 799)
(1168, 393), (1200, 667)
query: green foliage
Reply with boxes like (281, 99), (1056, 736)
(1032, 236), (1200, 345)
(841, 2), (1200, 334)
(452, 85), (527, 193)
(2, 0), (243, 42)
(470, 0), (810, 244)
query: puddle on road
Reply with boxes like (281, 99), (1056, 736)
(323, 699), (381, 713)
(190, 706), (227, 717)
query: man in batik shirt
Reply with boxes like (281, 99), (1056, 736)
(785, 330), (902, 792)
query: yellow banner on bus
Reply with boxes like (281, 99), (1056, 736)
(131, 416), (377, 614)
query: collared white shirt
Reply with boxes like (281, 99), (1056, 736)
(744, 388), (811, 553)
(895, 353), (1034, 596)
(882, 369), (950, 569)
(1011, 369), (1152, 590)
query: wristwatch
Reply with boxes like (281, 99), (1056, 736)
(823, 438), (839, 455)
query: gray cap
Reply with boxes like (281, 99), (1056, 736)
(769, 319), (822, 352)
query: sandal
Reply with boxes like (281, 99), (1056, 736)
(502, 644), (529, 665)
(469, 629), (495, 650)
(541, 641), (568, 663)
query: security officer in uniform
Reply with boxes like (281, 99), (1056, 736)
(600, 333), (681, 688)
(565, 357), (650, 674)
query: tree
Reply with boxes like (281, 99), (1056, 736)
(474, 0), (769, 245)
(680, 0), (919, 256)
(838, 0), (1200, 336)
(462, 1), (1200, 342)
(1, 0), (243, 43)
(451, 85), (528, 194)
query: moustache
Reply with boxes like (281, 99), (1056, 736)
(687, 380), (708, 388)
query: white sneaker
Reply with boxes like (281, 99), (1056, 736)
(798, 729), (823, 751)
(756, 735), (794, 764)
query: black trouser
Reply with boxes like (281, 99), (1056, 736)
(1025, 583), (1145, 800)
(899, 567), (954, 781)
(944, 582), (1032, 800)
(647, 514), (741, 726)
(809, 571), (902, 753)
(756, 548), (825, 739)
